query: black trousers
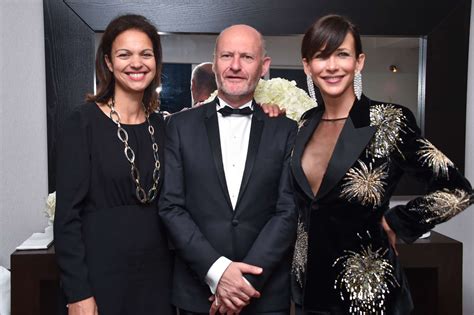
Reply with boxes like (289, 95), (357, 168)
(294, 304), (344, 315)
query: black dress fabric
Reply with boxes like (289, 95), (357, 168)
(54, 103), (173, 315)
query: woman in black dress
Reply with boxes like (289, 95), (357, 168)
(291, 14), (473, 314)
(54, 14), (174, 315)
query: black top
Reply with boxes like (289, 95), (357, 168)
(54, 103), (173, 315)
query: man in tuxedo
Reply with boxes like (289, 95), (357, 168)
(159, 24), (297, 315)
(191, 62), (217, 106)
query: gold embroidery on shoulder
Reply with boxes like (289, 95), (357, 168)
(368, 104), (406, 159)
(333, 233), (399, 314)
(411, 189), (470, 224)
(417, 139), (454, 179)
(292, 218), (308, 287)
(340, 160), (388, 206)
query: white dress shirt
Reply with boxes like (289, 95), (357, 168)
(205, 98), (253, 293)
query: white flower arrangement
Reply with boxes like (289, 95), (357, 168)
(205, 78), (317, 121)
(254, 78), (317, 121)
(44, 191), (56, 223)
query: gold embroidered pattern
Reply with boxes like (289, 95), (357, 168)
(368, 104), (406, 159)
(340, 160), (388, 206)
(417, 139), (454, 179)
(411, 189), (470, 224)
(333, 244), (399, 314)
(292, 218), (308, 287)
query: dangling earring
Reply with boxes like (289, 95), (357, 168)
(306, 75), (318, 106)
(354, 70), (362, 100)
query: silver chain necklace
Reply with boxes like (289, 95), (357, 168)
(107, 98), (161, 204)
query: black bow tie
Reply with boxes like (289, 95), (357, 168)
(218, 106), (254, 117)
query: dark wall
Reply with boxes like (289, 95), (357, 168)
(160, 63), (193, 113)
(44, 0), (95, 192)
(44, 0), (471, 193)
(425, 0), (471, 173)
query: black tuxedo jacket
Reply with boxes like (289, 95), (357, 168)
(290, 95), (473, 314)
(159, 99), (298, 313)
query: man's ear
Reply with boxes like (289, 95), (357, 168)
(260, 56), (271, 77)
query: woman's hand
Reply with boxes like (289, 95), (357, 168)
(381, 216), (398, 256)
(68, 297), (98, 315)
(261, 103), (286, 117)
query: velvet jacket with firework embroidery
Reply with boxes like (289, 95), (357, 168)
(290, 94), (473, 314)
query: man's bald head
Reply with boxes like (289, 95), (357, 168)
(214, 24), (267, 59)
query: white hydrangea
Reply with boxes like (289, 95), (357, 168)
(254, 78), (316, 121)
(44, 191), (56, 222)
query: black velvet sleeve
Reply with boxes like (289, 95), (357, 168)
(384, 107), (473, 243)
(54, 108), (93, 303)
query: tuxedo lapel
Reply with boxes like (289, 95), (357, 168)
(235, 102), (264, 210)
(204, 101), (233, 209)
(291, 109), (322, 200)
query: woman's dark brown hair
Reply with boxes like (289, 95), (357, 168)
(301, 14), (363, 61)
(87, 14), (162, 112)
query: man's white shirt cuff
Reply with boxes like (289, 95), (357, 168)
(205, 256), (232, 294)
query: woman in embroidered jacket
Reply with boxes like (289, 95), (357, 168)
(291, 14), (473, 314)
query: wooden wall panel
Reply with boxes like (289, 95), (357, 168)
(65, 0), (456, 36)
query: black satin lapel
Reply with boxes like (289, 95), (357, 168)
(316, 117), (377, 200)
(205, 112), (233, 209)
(235, 114), (264, 209)
(291, 111), (323, 200)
